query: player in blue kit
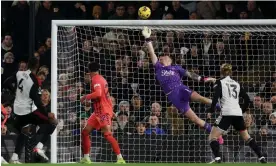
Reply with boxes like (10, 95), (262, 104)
(142, 27), (223, 144)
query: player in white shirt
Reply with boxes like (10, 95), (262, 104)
(2, 57), (57, 163)
(208, 63), (266, 164)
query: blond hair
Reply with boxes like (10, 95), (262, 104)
(221, 63), (232, 76)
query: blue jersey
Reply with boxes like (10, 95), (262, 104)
(154, 61), (187, 94)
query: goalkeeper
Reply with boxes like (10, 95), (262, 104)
(142, 27), (223, 144)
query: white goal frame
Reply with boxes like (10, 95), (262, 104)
(51, 20), (276, 163)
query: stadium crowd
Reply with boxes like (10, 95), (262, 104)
(1, 0), (276, 163)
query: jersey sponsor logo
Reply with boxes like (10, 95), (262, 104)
(94, 84), (100, 88)
(161, 70), (175, 76)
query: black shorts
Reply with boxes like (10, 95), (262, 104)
(214, 115), (246, 132)
(14, 110), (49, 130)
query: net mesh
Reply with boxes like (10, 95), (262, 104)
(56, 24), (276, 163)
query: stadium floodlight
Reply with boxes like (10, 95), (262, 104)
(51, 20), (276, 163)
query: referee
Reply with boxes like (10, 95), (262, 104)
(3, 57), (57, 163)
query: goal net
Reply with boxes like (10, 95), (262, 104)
(53, 20), (276, 163)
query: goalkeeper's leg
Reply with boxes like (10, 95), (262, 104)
(184, 109), (224, 144)
(190, 91), (221, 110)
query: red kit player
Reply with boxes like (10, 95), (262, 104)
(80, 62), (125, 164)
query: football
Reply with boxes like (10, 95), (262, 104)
(138, 6), (151, 20)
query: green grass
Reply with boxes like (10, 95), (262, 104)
(7, 163), (276, 166)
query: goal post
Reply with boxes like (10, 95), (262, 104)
(51, 20), (276, 163)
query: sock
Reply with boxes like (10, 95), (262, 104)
(81, 130), (91, 155)
(84, 154), (89, 159)
(104, 132), (121, 155)
(210, 140), (220, 158)
(14, 133), (25, 157)
(247, 138), (262, 158)
(117, 154), (123, 160)
(215, 103), (221, 110)
(204, 122), (212, 133)
(36, 142), (43, 149)
(11, 153), (19, 160)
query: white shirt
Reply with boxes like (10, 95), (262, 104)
(218, 76), (243, 116)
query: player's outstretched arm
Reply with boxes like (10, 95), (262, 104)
(185, 70), (216, 83)
(142, 27), (158, 65)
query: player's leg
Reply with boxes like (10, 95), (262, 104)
(208, 116), (230, 163)
(10, 114), (30, 163)
(101, 116), (125, 164)
(80, 115), (95, 164)
(31, 110), (57, 161)
(233, 117), (267, 163)
(190, 91), (220, 109)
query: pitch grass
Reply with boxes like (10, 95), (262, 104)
(7, 163), (276, 166)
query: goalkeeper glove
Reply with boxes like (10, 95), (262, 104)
(142, 26), (151, 39)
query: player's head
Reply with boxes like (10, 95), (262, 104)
(87, 62), (100, 73)
(28, 56), (39, 71)
(159, 54), (172, 66)
(220, 63), (232, 77)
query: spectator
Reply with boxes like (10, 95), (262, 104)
(109, 4), (126, 20)
(144, 102), (166, 124)
(149, 0), (163, 20)
(197, 1), (221, 19)
(110, 96), (117, 112)
(37, 71), (46, 87)
(2, 52), (17, 82)
(116, 101), (130, 116)
(247, 1), (263, 19)
(10, 1), (29, 55)
(102, 1), (115, 19)
(269, 112), (276, 134)
(239, 8), (249, 19)
(117, 111), (133, 134)
(243, 112), (257, 135)
(41, 89), (51, 109)
(134, 122), (146, 135)
(34, 51), (40, 60)
(189, 12), (199, 20)
(167, 1), (189, 19)
(18, 61), (27, 71)
(127, 3), (137, 19)
(131, 95), (146, 121)
(258, 102), (274, 127)
(92, 5), (102, 20)
(222, 2), (238, 19)
(164, 13), (174, 20)
(166, 105), (186, 135)
(36, 1), (62, 42)
(1, 35), (14, 60)
(145, 115), (165, 135)
(72, 2), (87, 19)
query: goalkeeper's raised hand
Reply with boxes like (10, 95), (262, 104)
(142, 26), (151, 39)
(204, 77), (216, 83)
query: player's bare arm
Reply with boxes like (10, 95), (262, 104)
(142, 27), (158, 65)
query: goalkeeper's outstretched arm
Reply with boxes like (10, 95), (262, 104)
(142, 27), (158, 65)
(185, 71), (216, 83)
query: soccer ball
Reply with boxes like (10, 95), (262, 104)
(138, 6), (151, 20)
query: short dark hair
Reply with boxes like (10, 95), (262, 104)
(87, 62), (100, 72)
(28, 57), (39, 70)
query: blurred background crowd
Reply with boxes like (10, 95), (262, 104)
(1, 0), (276, 163)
